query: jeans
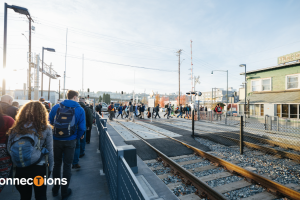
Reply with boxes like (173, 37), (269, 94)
(53, 139), (76, 197)
(80, 132), (86, 155)
(15, 165), (51, 200)
(73, 138), (81, 165)
(177, 112), (183, 118)
(154, 111), (160, 118)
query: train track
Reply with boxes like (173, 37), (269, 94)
(161, 119), (300, 162)
(112, 120), (300, 200)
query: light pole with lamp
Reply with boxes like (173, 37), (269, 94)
(186, 91), (202, 136)
(211, 70), (228, 123)
(2, 3), (32, 96)
(239, 64), (247, 115)
(41, 47), (55, 96)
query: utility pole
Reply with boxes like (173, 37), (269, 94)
(190, 40), (193, 92)
(82, 54), (84, 97)
(59, 79), (60, 99)
(177, 49), (182, 105)
(28, 18), (32, 100)
(63, 28), (68, 100)
(48, 63), (52, 101)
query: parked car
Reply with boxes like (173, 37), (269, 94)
(227, 111), (237, 116)
(101, 102), (108, 112)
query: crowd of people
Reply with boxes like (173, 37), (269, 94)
(0, 90), (94, 200)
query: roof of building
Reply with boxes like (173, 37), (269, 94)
(240, 60), (300, 75)
(239, 91), (300, 104)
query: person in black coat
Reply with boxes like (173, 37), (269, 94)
(154, 104), (161, 119)
(0, 95), (18, 119)
(96, 103), (102, 115)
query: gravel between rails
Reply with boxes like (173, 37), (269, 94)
(195, 137), (300, 187)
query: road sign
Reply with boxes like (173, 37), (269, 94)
(148, 99), (155, 107)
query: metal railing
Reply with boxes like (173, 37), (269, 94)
(95, 113), (149, 200)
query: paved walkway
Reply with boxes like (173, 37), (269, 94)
(0, 126), (110, 200)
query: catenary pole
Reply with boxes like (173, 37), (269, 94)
(63, 28), (68, 99)
(82, 54), (84, 97)
(41, 47), (44, 96)
(28, 17), (32, 100)
(177, 49), (182, 105)
(2, 3), (8, 96)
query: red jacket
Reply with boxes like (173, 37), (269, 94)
(215, 106), (222, 113)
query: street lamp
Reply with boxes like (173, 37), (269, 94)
(239, 64), (246, 115)
(41, 47), (55, 96)
(211, 70), (228, 108)
(2, 3), (32, 96)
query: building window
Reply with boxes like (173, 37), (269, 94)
(251, 78), (271, 92)
(277, 104), (281, 117)
(286, 75), (299, 89)
(290, 104), (297, 118)
(250, 105), (255, 116)
(262, 79), (271, 91)
(252, 80), (260, 91)
(255, 104), (259, 116)
(282, 104), (288, 118)
(260, 104), (264, 116)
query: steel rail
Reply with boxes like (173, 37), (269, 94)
(115, 121), (226, 200)
(137, 121), (300, 200)
(167, 120), (300, 161)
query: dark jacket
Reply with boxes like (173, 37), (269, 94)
(49, 100), (86, 141)
(0, 102), (18, 120)
(79, 102), (93, 128)
(155, 105), (159, 112)
(96, 104), (102, 112)
(141, 105), (145, 112)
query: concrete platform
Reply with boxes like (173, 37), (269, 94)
(1, 126), (110, 200)
(106, 122), (178, 200)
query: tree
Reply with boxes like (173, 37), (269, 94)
(107, 94), (111, 104)
(103, 93), (106, 103)
(159, 96), (169, 108)
(99, 95), (103, 102)
(141, 97), (148, 105)
(176, 95), (187, 106)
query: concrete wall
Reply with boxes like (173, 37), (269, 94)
(247, 65), (300, 94)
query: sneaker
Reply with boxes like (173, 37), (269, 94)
(79, 153), (85, 158)
(72, 164), (81, 169)
(52, 188), (59, 197)
(62, 188), (72, 200)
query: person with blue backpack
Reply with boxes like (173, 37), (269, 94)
(49, 90), (86, 200)
(7, 101), (54, 200)
(116, 103), (123, 118)
(71, 97), (93, 169)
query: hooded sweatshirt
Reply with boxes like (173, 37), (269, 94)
(49, 100), (86, 141)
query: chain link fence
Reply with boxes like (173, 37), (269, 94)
(189, 110), (300, 162)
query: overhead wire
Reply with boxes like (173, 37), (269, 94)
(51, 51), (177, 72)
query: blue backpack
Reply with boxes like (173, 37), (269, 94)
(9, 133), (49, 168)
(53, 103), (77, 138)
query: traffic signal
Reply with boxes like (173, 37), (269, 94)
(197, 92), (202, 96)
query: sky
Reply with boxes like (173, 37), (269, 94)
(1, 0), (300, 95)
